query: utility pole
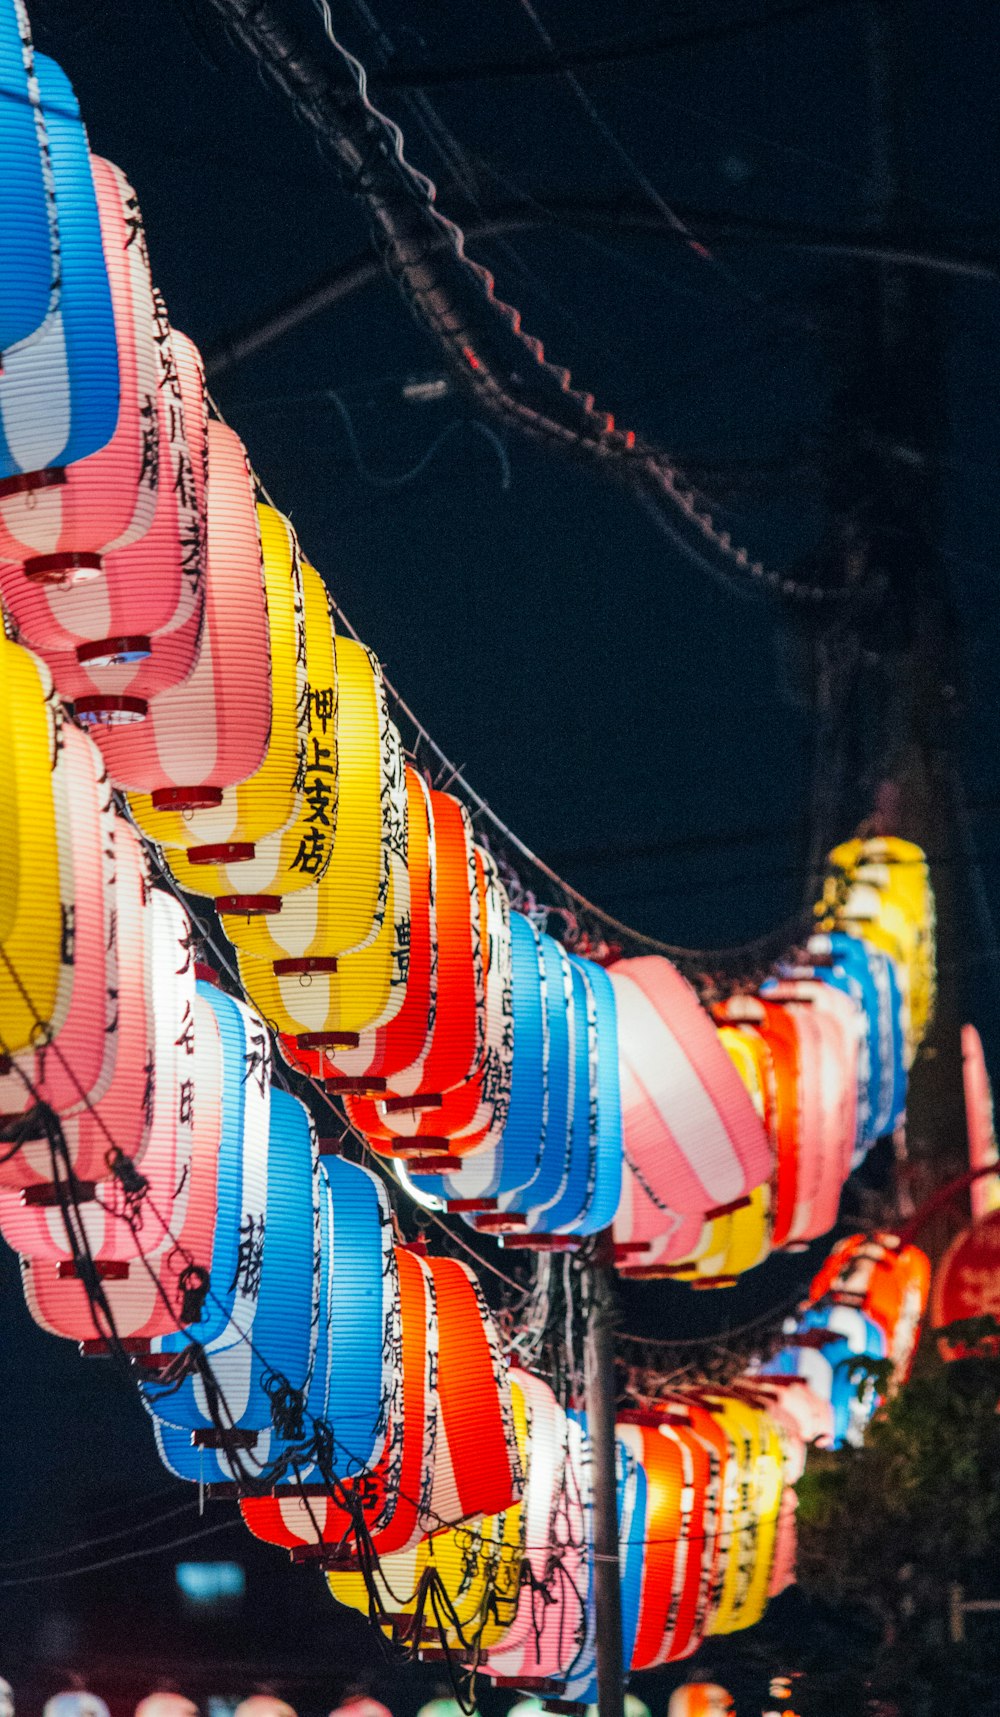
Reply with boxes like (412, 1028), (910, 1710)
(845, 1), (968, 1239)
(584, 1234), (624, 1717)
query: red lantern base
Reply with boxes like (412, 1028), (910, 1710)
(152, 785), (225, 811)
(21, 1180), (97, 1207)
(24, 549), (102, 584)
(405, 1155), (461, 1174)
(273, 956), (340, 974)
(216, 894), (281, 914)
(76, 634), (151, 666)
(382, 1091), (443, 1114)
(75, 694), (147, 724)
(186, 841), (256, 864)
(298, 1032), (362, 1051)
(446, 1197), (497, 1214)
(324, 1074), (386, 1092)
(473, 1211), (529, 1232)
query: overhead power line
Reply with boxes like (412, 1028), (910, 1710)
(204, 194), (999, 377)
(368, 0), (869, 92)
(203, 0), (845, 605)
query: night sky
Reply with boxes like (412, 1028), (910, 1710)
(2, 0), (1000, 1708)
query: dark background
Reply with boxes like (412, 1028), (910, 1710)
(2, 0), (999, 1709)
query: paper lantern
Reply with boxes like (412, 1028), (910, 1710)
(808, 931), (906, 1147)
(770, 1306), (887, 1446)
(488, 1370), (569, 1652)
(0, 155), (157, 602)
(826, 835), (935, 1051)
(96, 421), (268, 794)
(232, 708), (409, 1040)
(0, 643), (65, 1054)
(962, 1024), (1000, 1219)
(360, 848), (511, 1160)
(0, 813), (151, 1196)
(284, 765), (434, 1090)
(34, 327), (208, 711)
(667, 1686), (734, 1717)
(563, 1436), (645, 1695)
(617, 1417), (689, 1670)
(150, 1087), (320, 1483)
(931, 1208), (1000, 1360)
(751, 1376), (834, 1452)
(808, 1232), (930, 1381)
(0, 55), (119, 481)
(0, 0), (57, 353)
(343, 789), (483, 1126)
(177, 556), (336, 913)
(131, 502), (305, 876)
(242, 1241), (431, 1557)
(150, 984), (270, 1360)
(18, 988), (220, 1343)
(0, 723), (118, 1164)
(487, 1408), (590, 1685)
(220, 635), (386, 974)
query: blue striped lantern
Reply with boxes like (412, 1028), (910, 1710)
(568, 1435), (648, 1700)
(320, 1153), (396, 1478)
(570, 955), (623, 1234)
(490, 929), (573, 1222)
(149, 1088), (319, 1484)
(397, 910), (548, 1210)
(809, 931), (906, 1152)
(0, 54), (118, 481)
(0, 0), (54, 351)
(526, 958), (594, 1236)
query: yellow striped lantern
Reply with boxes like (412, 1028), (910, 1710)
(219, 636), (387, 976)
(0, 640), (66, 1054)
(233, 700), (408, 1050)
(172, 554), (337, 915)
(128, 502), (306, 885)
(94, 420), (271, 797)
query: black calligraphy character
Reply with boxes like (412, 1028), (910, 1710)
(290, 826), (327, 877)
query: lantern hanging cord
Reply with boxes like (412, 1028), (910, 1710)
(202, 0), (851, 609)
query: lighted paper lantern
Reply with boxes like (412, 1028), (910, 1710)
(34, 327), (208, 712)
(962, 1024), (1000, 1219)
(344, 789), (483, 1122)
(570, 1436), (645, 1700)
(150, 984), (270, 1362)
(484, 1369), (569, 1660)
(242, 1242), (431, 1556)
(751, 1376), (834, 1453)
(18, 987), (220, 1343)
(827, 835), (935, 1051)
(0, 55), (119, 481)
(182, 557), (337, 913)
(220, 635), (386, 969)
(616, 1416), (691, 1670)
(0, 723), (118, 1162)
(0, 814), (151, 1195)
(360, 847), (511, 1160)
(487, 1407), (589, 1686)
(808, 931), (905, 1148)
(770, 1305), (887, 1446)
(0, 643), (65, 1053)
(95, 420), (269, 794)
(523, 957), (594, 1237)
(0, 155), (157, 600)
(930, 1209), (1000, 1360)
(132, 502), (306, 875)
(0, 0), (57, 353)
(808, 1231), (930, 1382)
(283, 765), (434, 1090)
(232, 706), (409, 1040)
(666, 1686), (734, 1717)
(150, 1087), (320, 1483)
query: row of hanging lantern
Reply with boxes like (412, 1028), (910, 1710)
(0, 0), (937, 1285)
(611, 837), (936, 1286)
(753, 1231), (931, 1448)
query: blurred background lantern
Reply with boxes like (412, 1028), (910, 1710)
(0, 0), (57, 354)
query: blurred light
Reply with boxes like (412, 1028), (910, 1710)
(174, 1562), (246, 1604)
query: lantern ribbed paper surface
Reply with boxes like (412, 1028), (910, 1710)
(611, 956), (772, 1221)
(136, 502), (305, 873)
(289, 765), (433, 1089)
(0, 55), (118, 481)
(0, 644), (65, 1054)
(243, 1240), (432, 1556)
(0, 816), (151, 1192)
(233, 707), (408, 1040)
(0, 155), (157, 593)
(18, 888), (196, 1334)
(0, 724), (117, 1136)
(0, 0), (55, 353)
(97, 421), (268, 796)
(151, 1087), (319, 1483)
(35, 325), (207, 711)
(17, 989), (221, 1341)
(190, 557), (336, 910)
(809, 1231), (930, 1380)
(527, 959), (596, 1236)
(221, 635), (385, 966)
(151, 984), (269, 1357)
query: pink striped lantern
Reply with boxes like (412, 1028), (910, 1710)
(609, 957), (772, 1272)
(0, 159), (159, 610)
(752, 1376), (834, 1451)
(485, 1370), (569, 1664)
(767, 1488), (799, 1598)
(0, 724), (118, 1170)
(31, 325), (208, 716)
(93, 420), (270, 797)
(486, 1408), (588, 1686)
(963, 1024), (1000, 1220)
(614, 1154), (708, 1274)
(0, 815), (152, 1199)
(19, 989), (221, 1343)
